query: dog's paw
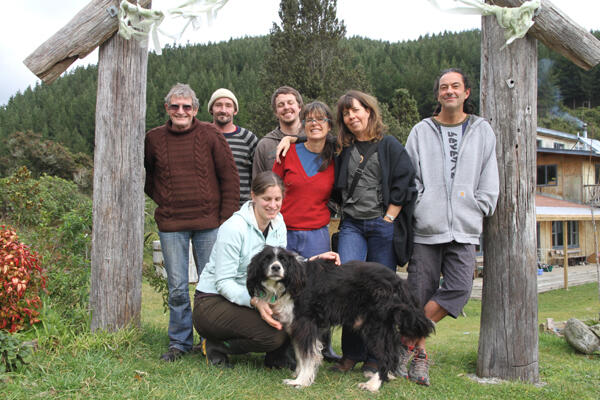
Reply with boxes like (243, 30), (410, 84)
(283, 378), (306, 388)
(358, 375), (382, 392)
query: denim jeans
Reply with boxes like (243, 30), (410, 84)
(286, 226), (331, 258)
(337, 215), (397, 269)
(337, 215), (397, 363)
(158, 229), (218, 352)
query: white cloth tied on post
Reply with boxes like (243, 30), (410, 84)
(117, 0), (230, 54)
(428, 0), (541, 49)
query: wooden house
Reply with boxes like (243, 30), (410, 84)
(535, 126), (600, 264)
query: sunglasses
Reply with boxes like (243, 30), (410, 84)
(168, 104), (194, 112)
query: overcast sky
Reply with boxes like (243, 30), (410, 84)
(1, 0), (599, 106)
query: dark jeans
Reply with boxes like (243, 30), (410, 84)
(192, 292), (288, 353)
(337, 215), (397, 363)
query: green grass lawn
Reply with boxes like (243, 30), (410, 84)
(2, 283), (599, 400)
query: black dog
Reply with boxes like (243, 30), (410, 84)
(247, 246), (434, 392)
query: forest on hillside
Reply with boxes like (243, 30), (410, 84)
(1, 29), (600, 182)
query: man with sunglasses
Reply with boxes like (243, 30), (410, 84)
(145, 83), (239, 362)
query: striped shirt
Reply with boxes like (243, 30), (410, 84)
(224, 126), (258, 205)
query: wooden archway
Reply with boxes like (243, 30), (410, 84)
(23, 0), (600, 382)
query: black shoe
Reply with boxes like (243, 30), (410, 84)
(321, 330), (342, 362)
(322, 345), (342, 363)
(204, 339), (232, 368)
(264, 340), (296, 371)
(160, 347), (185, 362)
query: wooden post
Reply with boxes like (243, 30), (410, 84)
(89, 15), (148, 331)
(477, 13), (539, 382)
(562, 221), (569, 289)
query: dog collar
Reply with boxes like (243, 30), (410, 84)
(259, 292), (278, 303)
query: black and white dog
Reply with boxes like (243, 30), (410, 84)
(247, 246), (434, 392)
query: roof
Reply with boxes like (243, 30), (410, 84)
(536, 194), (600, 221)
(537, 127), (579, 141)
(537, 147), (600, 158)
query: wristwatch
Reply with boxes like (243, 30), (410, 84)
(384, 214), (395, 222)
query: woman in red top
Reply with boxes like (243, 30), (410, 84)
(272, 101), (340, 362)
(272, 101), (337, 258)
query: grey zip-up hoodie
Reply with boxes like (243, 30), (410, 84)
(405, 115), (499, 245)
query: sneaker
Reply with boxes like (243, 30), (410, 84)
(408, 348), (430, 386)
(160, 347), (185, 362)
(393, 343), (414, 379)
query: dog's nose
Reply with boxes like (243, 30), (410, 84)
(271, 265), (281, 273)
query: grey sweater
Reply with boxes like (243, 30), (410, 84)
(405, 115), (499, 245)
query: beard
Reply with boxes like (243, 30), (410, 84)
(214, 114), (232, 126)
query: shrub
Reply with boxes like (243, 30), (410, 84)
(0, 166), (86, 227)
(0, 226), (46, 333)
(0, 330), (34, 372)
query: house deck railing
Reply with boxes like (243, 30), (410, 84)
(583, 184), (600, 206)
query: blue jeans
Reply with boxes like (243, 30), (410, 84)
(337, 215), (397, 363)
(158, 229), (218, 352)
(286, 226), (331, 258)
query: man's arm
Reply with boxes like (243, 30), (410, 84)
(474, 123), (499, 216)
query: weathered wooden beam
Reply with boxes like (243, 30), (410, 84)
(23, 0), (151, 84)
(477, 13), (540, 382)
(492, 0), (600, 70)
(89, 16), (148, 332)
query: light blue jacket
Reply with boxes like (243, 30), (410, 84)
(405, 115), (499, 245)
(195, 201), (287, 307)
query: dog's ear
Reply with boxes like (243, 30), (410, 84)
(247, 247), (269, 297)
(281, 249), (306, 296)
(393, 303), (435, 340)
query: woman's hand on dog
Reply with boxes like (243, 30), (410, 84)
(251, 297), (283, 330)
(309, 251), (341, 266)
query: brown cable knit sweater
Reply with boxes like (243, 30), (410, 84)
(144, 118), (239, 232)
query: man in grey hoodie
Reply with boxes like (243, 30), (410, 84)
(252, 86), (304, 178)
(400, 68), (499, 386)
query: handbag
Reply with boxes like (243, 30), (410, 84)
(331, 144), (378, 252)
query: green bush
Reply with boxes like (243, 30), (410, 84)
(39, 200), (92, 325)
(0, 330), (34, 372)
(0, 167), (87, 227)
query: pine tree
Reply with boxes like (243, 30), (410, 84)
(251, 0), (370, 134)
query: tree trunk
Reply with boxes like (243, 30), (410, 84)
(90, 30), (148, 331)
(477, 13), (539, 382)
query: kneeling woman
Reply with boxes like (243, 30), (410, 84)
(192, 171), (339, 367)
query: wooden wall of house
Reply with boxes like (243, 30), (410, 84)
(537, 153), (583, 202)
(537, 219), (598, 264)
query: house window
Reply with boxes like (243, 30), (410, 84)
(595, 164), (600, 185)
(551, 221), (579, 248)
(537, 164), (557, 186)
(536, 139), (542, 148)
(553, 142), (565, 149)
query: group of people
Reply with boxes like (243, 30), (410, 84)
(143, 68), (499, 387)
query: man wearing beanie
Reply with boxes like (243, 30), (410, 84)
(208, 88), (258, 206)
(145, 83), (239, 362)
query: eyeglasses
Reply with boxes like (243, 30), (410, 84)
(304, 118), (330, 124)
(168, 104), (194, 112)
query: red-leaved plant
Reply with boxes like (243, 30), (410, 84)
(0, 226), (46, 332)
